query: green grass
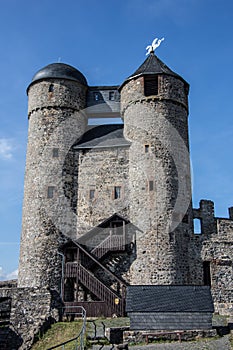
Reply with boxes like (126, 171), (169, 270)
(31, 317), (130, 350)
(31, 321), (84, 350)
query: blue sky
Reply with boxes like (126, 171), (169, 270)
(0, 0), (233, 279)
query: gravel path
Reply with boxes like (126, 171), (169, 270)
(91, 335), (232, 350)
(128, 335), (232, 350)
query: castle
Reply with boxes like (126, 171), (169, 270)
(0, 48), (232, 348)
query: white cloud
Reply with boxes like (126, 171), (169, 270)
(0, 138), (14, 159)
(0, 266), (4, 279)
(0, 266), (18, 281)
(6, 269), (18, 280)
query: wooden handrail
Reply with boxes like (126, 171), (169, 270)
(91, 234), (125, 259)
(73, 241), (129, 287)
(65, 263), (124, 315)
(78, 264), (120, 300)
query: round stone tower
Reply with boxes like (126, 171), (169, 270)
(119, 52), (193, 285)
(18, 63), (88, 289)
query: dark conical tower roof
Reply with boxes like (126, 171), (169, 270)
(130, 52), (179, 78)
(119, 52), (188, 90)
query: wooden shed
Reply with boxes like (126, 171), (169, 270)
(126, 285), (214, 330)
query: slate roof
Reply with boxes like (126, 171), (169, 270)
(126, 286), (214, 313)
(74, 124), (130, 149)
(119, 52), (188, 90)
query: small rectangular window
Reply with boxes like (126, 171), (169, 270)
(145, 145), (149, 153)
(109, 91), (115, 100)
(90, 189), (95, 200)
(114, 186), (121, 199)
(52, 148), (59, 157)
(49, 84), (54, 92)
(94, 92), (100, 101)
(47, 186), (55, 199)
(144, 75), (158, 96)
(149, 180), (154, 191)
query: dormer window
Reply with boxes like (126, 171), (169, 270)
(94, 92), (100, 101)
(109, 91), (115, 100)
(144, 75), (158, 96)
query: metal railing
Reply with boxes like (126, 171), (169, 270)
(47, 306), (86, 350)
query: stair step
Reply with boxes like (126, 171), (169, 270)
(91, 346), (113, 350)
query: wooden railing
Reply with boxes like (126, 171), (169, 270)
(91, 234), (125, 259)
(63, 241), (128, 316)
(65, 263), (125, 315)
(64, 301), (113, 318)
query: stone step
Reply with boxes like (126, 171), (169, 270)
(87, 320), (106, 339)
(91, 345), (113, 350)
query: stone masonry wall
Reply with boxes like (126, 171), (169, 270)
(121, 73), (193, 285)
(202, 218), (233, 315)
(190, 200), (233, 314)
(0, 285), (61, 350)
(18, 79), (87, 289)
(76, 146), (130, 236)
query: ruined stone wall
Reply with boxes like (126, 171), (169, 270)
(202, 218), (233, 315)
(18, 79), (87, 289)
(190, 201), (233, 314)
(121, 74), (193, 285)
(13, 287), (60, 350)
(76, 146), (130, 236)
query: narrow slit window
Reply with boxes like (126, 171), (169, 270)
(47, 186), (55, 199)
(145, 144), (149, 153)
(149, 180), (154, 191)
(52, 148), (59, 157)
(144, 75), (158, 96)
(182, 214), (189, 224)
(109, 91), (115, 100)
(49, 84), (54, 92)
(90, 189), (95, 200)
(114, 186), (121, 199)
(203, 261), (211, 286)
(194, 218), (201, 234)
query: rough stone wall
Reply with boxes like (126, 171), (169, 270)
(0, 284), (61, 350)
(10, 287), (60, 350)
(121, 74), (193, 285)
(76, 146), (130, 236)
(18, 79), (87, 289)
(190, 200), (233, 315)
(202, 218), (233, 315)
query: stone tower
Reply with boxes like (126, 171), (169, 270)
(18, 63), (88, 289)
(120, 52), (193, 285)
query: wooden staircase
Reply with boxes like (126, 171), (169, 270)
(91, 233), (125, 259)
(63, 231), (128, 317)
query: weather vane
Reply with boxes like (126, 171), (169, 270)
(146, 37), (164, 55)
